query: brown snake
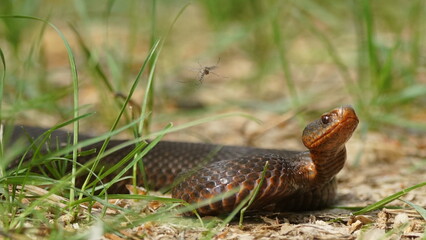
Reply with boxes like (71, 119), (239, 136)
(7, 106), (358, 216)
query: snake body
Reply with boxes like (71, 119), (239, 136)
(7, 106), (358, 215)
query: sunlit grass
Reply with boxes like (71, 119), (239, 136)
(352, 181), (426, 217)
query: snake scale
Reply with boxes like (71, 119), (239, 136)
(7, 106), (359, 215)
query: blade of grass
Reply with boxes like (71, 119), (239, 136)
(376, 113), (426, 131)
(69, 24), (138, 127)
(77, 39), (161, 200)
(202, 161), (270, 239)
(79, 121), (170, 217)
(376, 84), (426, 106)
(134, 41), (160, 191)
(408, 0), (424, 77)
(69, 24), (113, 92)
(294, 6), (364, 110)
(361, 0), (379, 85)
(142, 0), (157, 135)
(76, 194), (183, 205)
(239, 161), (269, 227)
(5, 125), (179, 230)
(294, 7), (354, 87)
(6, 115), (137, 175)
(7, 157), (108, 228)
(0, 15), (82, 211)
(0, 46), (12, 228)
(272, 19), (298, 108)
(352, 181), (426, 215)
(376, 41), (400, 93)
(0, 47), (6, 173)
(399, 199), (426, 221)
(4, 117), (102, 209)
(137, 2), (190, 136)
(24, 13), (50, 88)
(11, 113), (93, 171)
(33, 112), (256, 199)
(132, 3), (229, 193)
(98, 123), (173, 197)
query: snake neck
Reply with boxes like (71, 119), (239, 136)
(307, 146), (346, 186)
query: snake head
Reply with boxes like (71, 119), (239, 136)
(302, 105), (359, 151)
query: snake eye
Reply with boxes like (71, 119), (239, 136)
(321, 115), (331, 124)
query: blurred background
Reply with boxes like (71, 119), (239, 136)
(0, 0), (425, 145)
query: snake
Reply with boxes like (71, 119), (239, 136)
(7, 105), (359, 216)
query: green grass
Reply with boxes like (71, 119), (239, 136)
(1, 0), (426, 239)
(352, 181), (426, 217)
